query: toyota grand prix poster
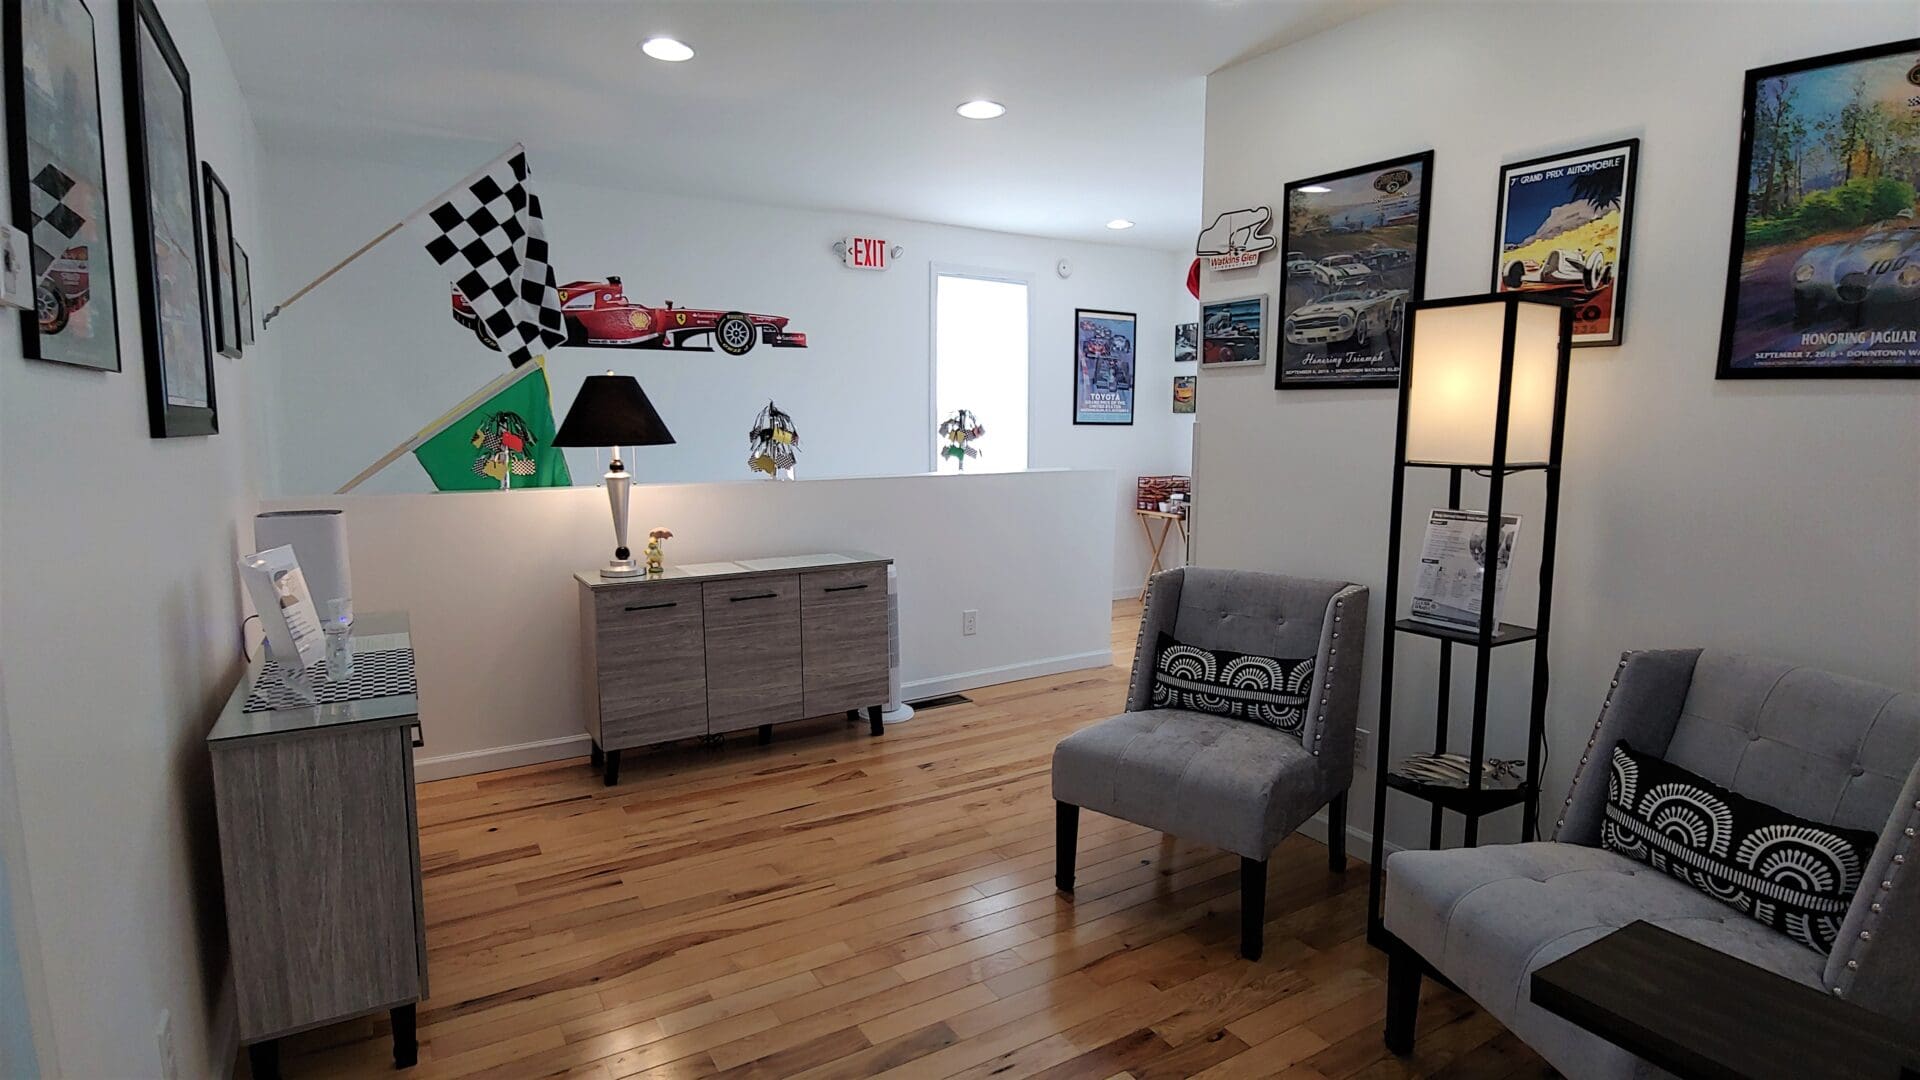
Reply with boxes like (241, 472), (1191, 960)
(1718, 38), (1920, 378)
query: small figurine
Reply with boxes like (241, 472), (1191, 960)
(748, 401), (800, 480)
(645, 527), (673, 575)
(938, 409), (984, 470)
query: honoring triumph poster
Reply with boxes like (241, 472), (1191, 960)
(1718, 39), (1920, 378)
(1277, 152), (1432, 388)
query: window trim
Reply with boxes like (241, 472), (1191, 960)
(927, 263), (1035, 473)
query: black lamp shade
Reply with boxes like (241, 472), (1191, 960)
(554, 374), (675, 448)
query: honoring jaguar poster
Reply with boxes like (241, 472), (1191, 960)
(1717, 38), (1920, 378)
(1073, 308), (1135, 424)
(1493, 140), (1638, 347)
(1277, 151), (1432, 389)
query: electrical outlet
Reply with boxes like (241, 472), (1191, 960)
(962, 609), (978, 636)
(1354, 728), (1371, 761)
(155, 1010), (178, 1080)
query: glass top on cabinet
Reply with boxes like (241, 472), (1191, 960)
(207, 611), (419, 744)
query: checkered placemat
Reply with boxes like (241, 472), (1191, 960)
(243, 648), (417, 712)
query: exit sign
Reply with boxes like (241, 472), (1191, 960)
(842, 236), (889, 271)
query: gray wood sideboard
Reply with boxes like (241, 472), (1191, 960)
(578, 552), (892, 785)
(206, 612), (426, 1079)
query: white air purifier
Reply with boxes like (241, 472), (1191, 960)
(881, 564), (913, 724)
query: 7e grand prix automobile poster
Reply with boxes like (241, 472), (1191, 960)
(1718, 39), (1920, 378)
(1277, 152), (1432, 388)
(1493, 140), (1638, 347)
(1073, 308), (1135, 424)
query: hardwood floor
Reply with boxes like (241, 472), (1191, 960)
(268, 601), (1546, 1079)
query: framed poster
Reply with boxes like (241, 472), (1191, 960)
(235, 242), (255, 346)
(122, 0), (216, 436)
(5, 0), (119, 371)
(1276, 151), (1433, 389)
(1174, 320), (1197, 362)
(1172, 375), (1196, 413)
(203, 162), (240, 358)
(1493, 139), (1639, 347)
(1200, 294), (1266, 368)
(1073, 308), (1135, 425)
(1717, 38), (1920, 378)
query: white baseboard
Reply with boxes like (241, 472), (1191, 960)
(902, 649), (1113, 700)
(1112, 585), (1142, 602)
(413, 733), (591, 782)
(1295, 807), (1400, 865)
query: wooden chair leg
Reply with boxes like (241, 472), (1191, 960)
(1055, 802), (1079, 893)
(1240, 856), (1267, 960)
(1384, 940), (1423, 1055)
(1327, 790), (1348, 872)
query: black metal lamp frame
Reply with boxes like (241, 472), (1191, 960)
(1366, 293), (1573, 948)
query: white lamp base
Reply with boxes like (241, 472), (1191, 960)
(600, 560), (642, 578)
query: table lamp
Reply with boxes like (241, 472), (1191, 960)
(555, 372), (675, 577)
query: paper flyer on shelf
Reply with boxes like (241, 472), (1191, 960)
(1410, 509), (1521, 632)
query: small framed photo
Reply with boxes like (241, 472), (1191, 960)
(1199, 293), (1266, 369)
(1493, 139), (1639, 347)
(1174, 320), (1197, 362)
(1276, 151), (1432, 389)
(1172, 375), (1195, 413)
(1073, 308), (1136, 425)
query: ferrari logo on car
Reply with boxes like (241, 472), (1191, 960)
(675, 312), (687, 326)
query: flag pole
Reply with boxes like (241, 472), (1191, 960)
(261, 142), (526, 328)
(335, 359), (544, 494)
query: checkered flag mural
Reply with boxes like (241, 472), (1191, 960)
(28, 163), (85, 273)
(412, 150), (565, 367)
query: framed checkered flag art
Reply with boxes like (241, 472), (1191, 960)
(5, 0), (121, 371)
(411, 149), (566, 368)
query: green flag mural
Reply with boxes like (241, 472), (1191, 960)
(412, 361), (571, 490)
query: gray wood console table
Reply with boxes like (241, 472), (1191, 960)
(207, 612), (426, 1079)
(578, 551), (892, 785)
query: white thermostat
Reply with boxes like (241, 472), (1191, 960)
(1056, 258), (1072, 279)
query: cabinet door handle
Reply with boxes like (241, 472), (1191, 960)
(730, 592), (778, 602)
(624, 601), (678, 612)
(824, 583), (869, 593)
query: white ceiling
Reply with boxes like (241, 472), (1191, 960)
(206, 0), (1379, 251)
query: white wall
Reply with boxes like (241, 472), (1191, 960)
(0, 1), (273, 1076)
(264, 469), (1117, 779)
(1197, 1), (1920, 856)
(258, 149), (1191, 596)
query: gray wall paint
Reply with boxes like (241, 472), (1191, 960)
(1196, 0), (1920, 853)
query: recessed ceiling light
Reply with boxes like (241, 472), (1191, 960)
(1299, 185), (1331, 193)
(1106, 219), (1135, 230)
(642, 37), (694, 62)
(956, 99), (1006, 120)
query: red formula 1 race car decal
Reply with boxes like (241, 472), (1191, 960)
(452, 276), (807, 358)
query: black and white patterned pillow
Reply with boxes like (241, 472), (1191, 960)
(1600, 742), (1879, 955)
(1149, 632), (1315, 734)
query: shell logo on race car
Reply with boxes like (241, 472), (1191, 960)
(629, 310), (650, 331)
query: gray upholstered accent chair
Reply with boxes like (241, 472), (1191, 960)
(1382, 649), (1920, 1078)
(1052, 567), (1369, 960)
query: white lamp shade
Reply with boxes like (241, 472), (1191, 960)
(1403, 299), (1562, 465)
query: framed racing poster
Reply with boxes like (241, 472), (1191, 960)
(1492, 139), (1638, 347)
(1716, 38), (1920, 378)
(5, 0), (120, 371)
(1072, 308), (1135, 425)
(1200, 294), (1266, 368)
(1276, 151), (1433, 389)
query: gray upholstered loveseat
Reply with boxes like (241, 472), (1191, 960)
(1052, 567), (1368, 960)
(1383, 649), (1920, 1077)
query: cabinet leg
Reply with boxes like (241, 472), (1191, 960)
(589, 742), (603, 769)
(847, 709), (860, 722)
(247, 1040), (280, 1080)
(758, 724), (772, 745)
(868, 705), (883, 736)
(391, 1003), (418, 1068)
(603, 748), (622, 787)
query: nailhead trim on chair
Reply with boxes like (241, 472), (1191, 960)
(1830, 792), (1919, 998)
(1310, 595), (1346, 757)
(1555, 652), (1634, 834)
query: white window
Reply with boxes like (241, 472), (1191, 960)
(932, 271), (1029, 471)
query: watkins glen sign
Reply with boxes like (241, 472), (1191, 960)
(1195, 206), (1277, 272)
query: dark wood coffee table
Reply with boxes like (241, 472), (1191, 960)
(1530, 921), (1920, 1080)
